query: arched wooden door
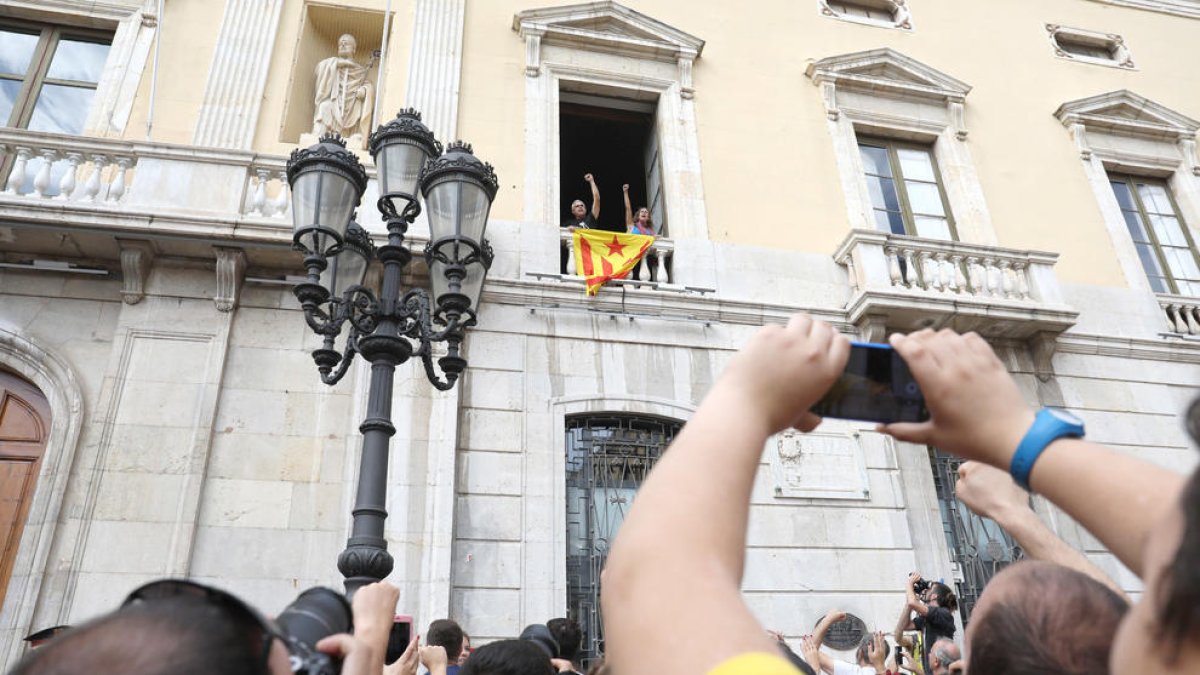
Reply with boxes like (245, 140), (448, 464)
(0, 371), (50, 605)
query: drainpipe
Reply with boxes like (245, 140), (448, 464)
(374, 0), (393, 126)
(146, 0), (165, 139)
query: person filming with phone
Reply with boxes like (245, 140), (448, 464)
(599, 314), (1200, 675)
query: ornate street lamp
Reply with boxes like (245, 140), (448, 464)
(286, 110), (497, 594)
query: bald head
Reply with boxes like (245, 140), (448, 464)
(966, 561), (1127, 675)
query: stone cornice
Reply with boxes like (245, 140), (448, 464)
(1055, 90), (1200, 141)
(513, 1), (704, 61)
(806, 48), (971, 104)
(477, 277), (1200, 362)
(1085, 0), (1200, 19)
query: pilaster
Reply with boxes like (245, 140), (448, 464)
(192, 0), (285, 149)
(405, 0), (466, 143)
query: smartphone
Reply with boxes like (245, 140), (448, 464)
(810, 341), (929, 424)
(385, 614), (414, 665)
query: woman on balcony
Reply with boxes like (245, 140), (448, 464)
(623, 183), (657, 281)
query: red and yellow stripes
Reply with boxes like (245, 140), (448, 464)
(572, 229), (655, 295)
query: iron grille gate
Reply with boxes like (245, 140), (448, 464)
(928, 447), (1024, 624)
(565, 415), (680, 668)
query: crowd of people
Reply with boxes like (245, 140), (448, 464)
(8, 315), (1199, 675)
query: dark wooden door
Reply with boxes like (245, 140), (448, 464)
(0, 371), (50, 605)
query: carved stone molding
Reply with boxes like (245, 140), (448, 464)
(1029, 332), (1059, 382)
(1083, 0), (1200, 18)
(513, 1), (705, 81)
(117, 239), (154, 305)
(806, 48), (973, 140)
(769, 427), (873, 500)
(213, 247), (246, 312)
(1055, 90), (1200, 177)
(818, 0), (913, 30)
(1045, 24), (1135, 69)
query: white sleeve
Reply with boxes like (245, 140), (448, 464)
(831, 661), (860, 675)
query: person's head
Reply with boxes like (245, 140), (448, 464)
(459, 632), (472, 665)
(337, 33), (357, 58)
(460, 639), (555, 675)
(929, 638), (961, 675)
(427, 619), (466, 661)
(855, 635), (873, 666)
(570, 200), (587, 219)
(546, 618), (582, 663)
(10, 589), (288, 675)
(926, 581), (958, 611)
(1111, 396), (1200, 673)
(635, 207), (651, 226)
(519, 623), (560, 660)
(966, 560), (1127, 675)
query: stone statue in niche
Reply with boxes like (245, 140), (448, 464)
(311, 33), (376, 148)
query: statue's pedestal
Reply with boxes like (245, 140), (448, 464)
(299, 132), (368, 153)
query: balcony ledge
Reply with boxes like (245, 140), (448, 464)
(834, 229), (1080, 343)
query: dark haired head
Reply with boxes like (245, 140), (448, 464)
(460, 639), (555, 675)
(931, 582), (958, 612)
(967, 561), (1127, 675)
(1155, 461), (1200, 661)
(546, 618), (582, 663)
(10, 596), (270, 675)
(427, 619), (466, 661)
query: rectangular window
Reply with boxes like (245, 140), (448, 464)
(1109, 175), (1200, 296)
(859, 138), (955, 240)
(1, 20), (112, 197)
(559, 93), (663, 236)
(1, 21), (111, 132)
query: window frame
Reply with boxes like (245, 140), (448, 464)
(819, 0), (912, 30)
(1108, 173), (1200, 296)
(1045, 24), (1135, 70)
(858, 136), (959, 241)
(1, 19), (112, 130)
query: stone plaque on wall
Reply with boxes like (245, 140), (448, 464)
(769, 428), (871, 500)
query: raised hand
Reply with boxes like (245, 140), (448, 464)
(955, 460), (1030, 521)
(878, 329), (1035, 467)
(584, 173), (594, 183)
(717, 314), (849, 435)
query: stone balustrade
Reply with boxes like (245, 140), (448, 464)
(0, 128), (297, 222)
(1159, 294), (1200, 335)
(241, 157), (291, 219)
(833, 229), (1077, 339)
(2, 135), (136, 203)
(559, 228), (675, 285)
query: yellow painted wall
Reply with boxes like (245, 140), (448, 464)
(123, 0), (224, 144)
(457, 0), (1200, 288)
(122, 0), (411, 155)
(119, 0), (1200, 287)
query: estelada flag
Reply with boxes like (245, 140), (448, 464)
(573, 229), (655, 295)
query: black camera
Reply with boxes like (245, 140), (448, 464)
(276, 587), (354, 675)
(913, 578), (932, 595)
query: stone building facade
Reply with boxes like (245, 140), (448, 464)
(1, 0), (1199, 668)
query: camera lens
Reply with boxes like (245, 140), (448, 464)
(276, 587), (352, 651)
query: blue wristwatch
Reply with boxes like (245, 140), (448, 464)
(1010, 408), (1085, 490)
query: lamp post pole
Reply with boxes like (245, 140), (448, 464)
(286, 111), (497, 594)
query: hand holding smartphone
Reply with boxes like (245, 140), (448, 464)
(810, 341), (929, 424)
